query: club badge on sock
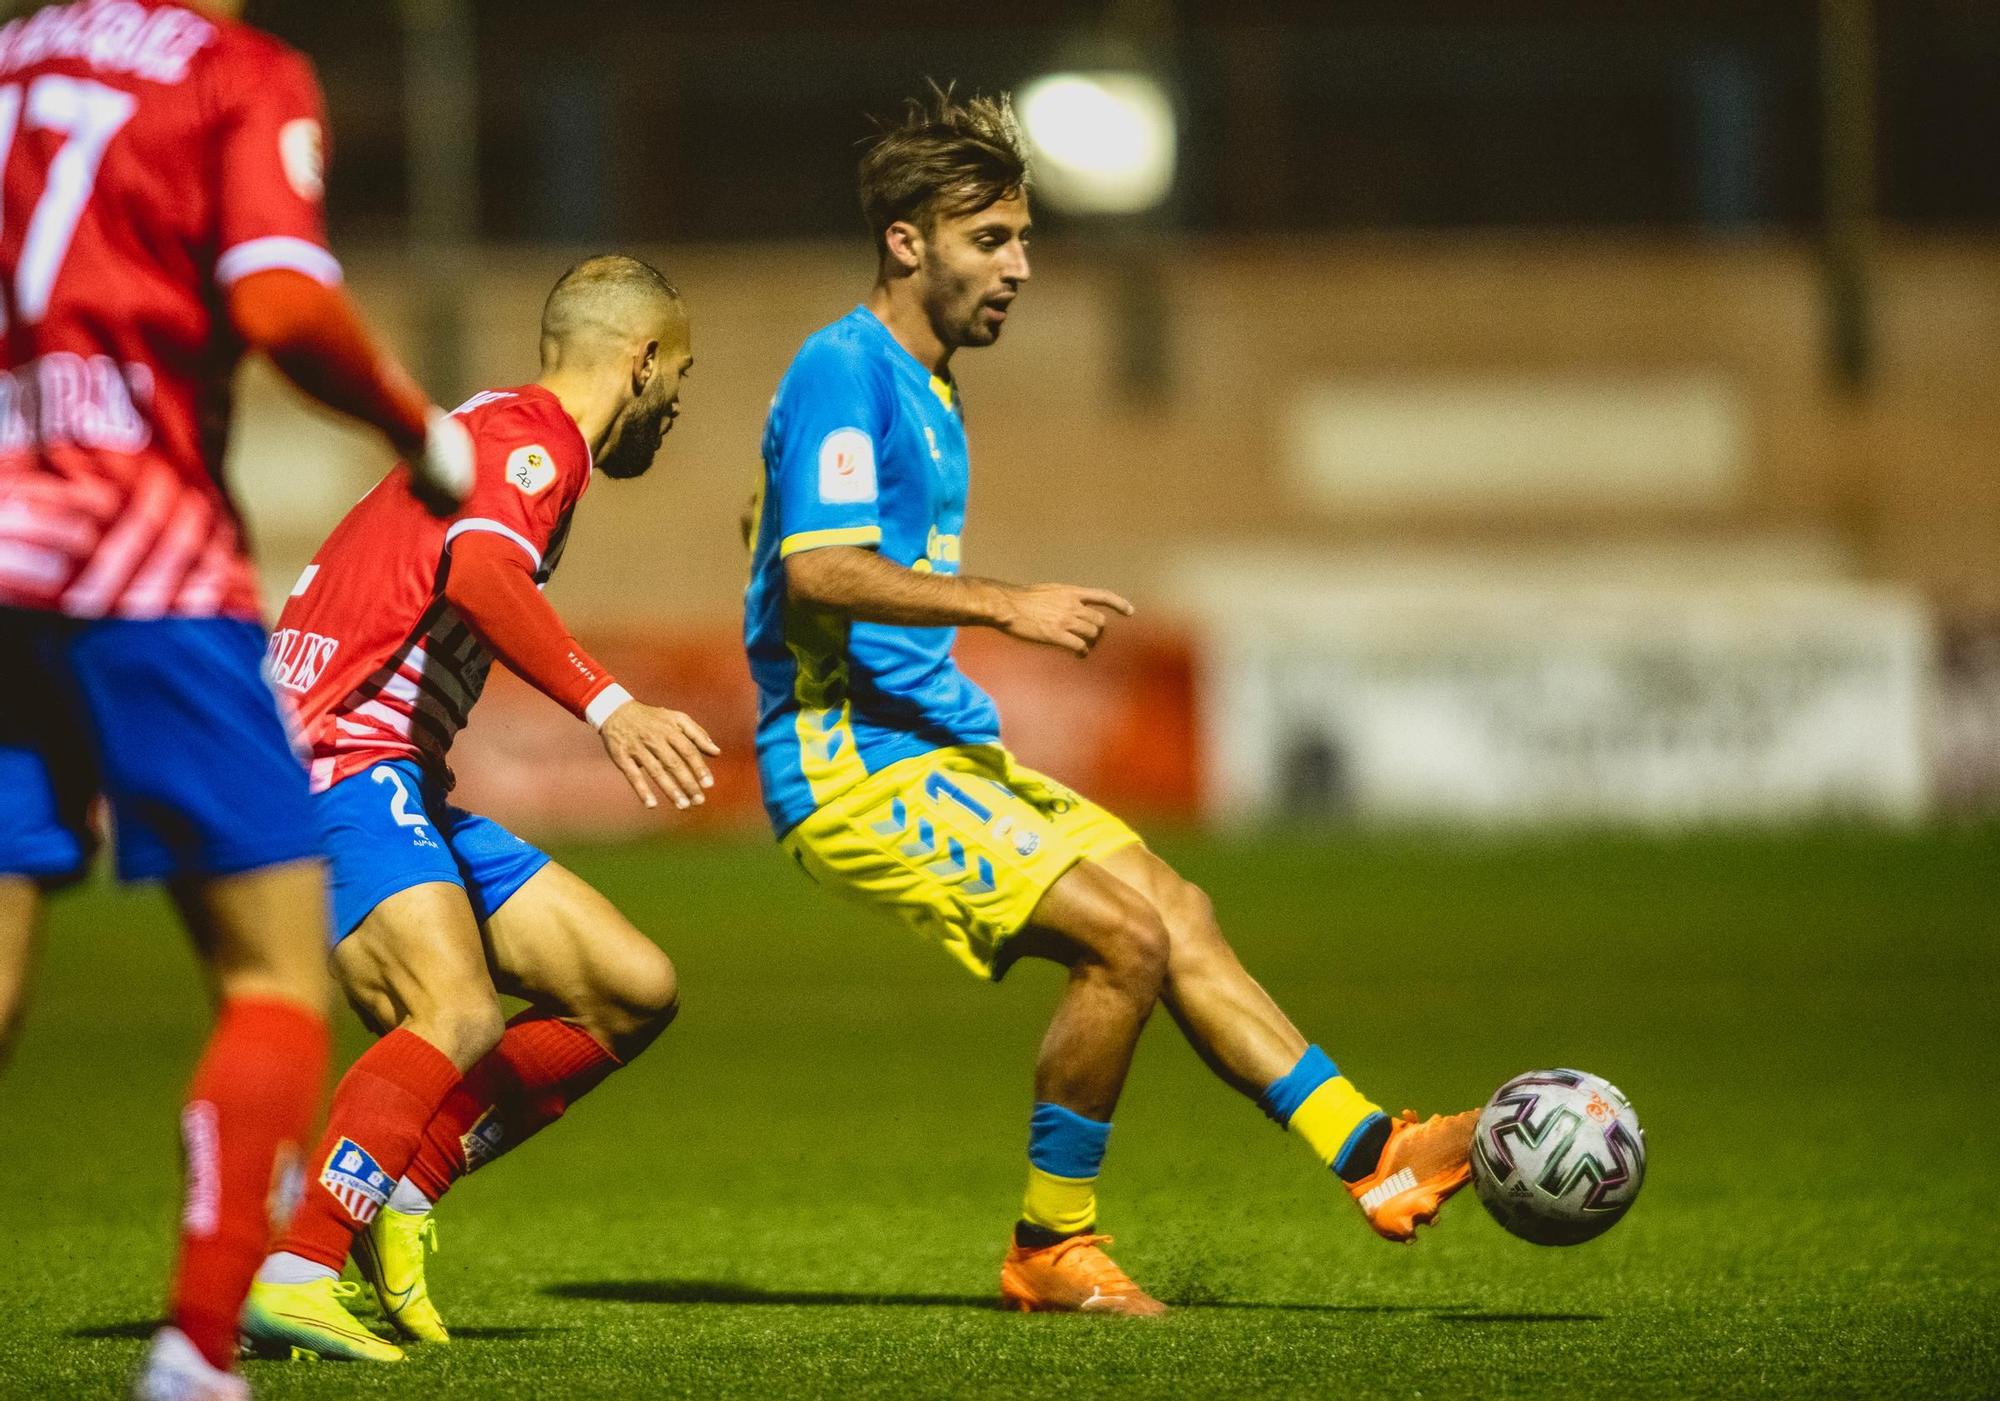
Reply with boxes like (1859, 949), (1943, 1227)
(459, 1109), (507, 1173)
(320, 1138), (393, 1225)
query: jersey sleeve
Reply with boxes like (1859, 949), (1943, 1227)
(442, 402), (590, 571)
(769, 338), (890, 559)
(208, 39), (342, 289)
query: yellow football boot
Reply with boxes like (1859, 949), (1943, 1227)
(239, 1277), (405, 1363)
(353, 1207), (450, 1344)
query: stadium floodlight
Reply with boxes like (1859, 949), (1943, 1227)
(1018, 72), (1177, 217)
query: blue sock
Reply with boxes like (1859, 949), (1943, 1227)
(1258, 1045), (1338, 1126)
(1028, 1102), (1112, 1179)
(1021, 1102), (1112, 1236)
(1258, 1045), (1391, 1181)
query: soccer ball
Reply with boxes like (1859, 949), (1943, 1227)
(1470, 1068), (1646, 1246)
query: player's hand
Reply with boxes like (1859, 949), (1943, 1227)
(995, 583), (1135, 659)
(408, 407), (475, 518)
(599, 700), (721, 810)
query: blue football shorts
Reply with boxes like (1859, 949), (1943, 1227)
(315, 757), (551, 945)
(0, 608), (320, 885)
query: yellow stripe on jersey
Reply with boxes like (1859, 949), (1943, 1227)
(779, 525), (883, 558)
(795, 700), (869, 806)
(786, 609), (869, 806)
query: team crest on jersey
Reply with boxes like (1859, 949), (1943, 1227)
(320, 1138), (393, 1225)
(508, 445), (557, 496)
(280, 119), (325, 202)
(817, 427), (877, 504)
(460, 1109), (507, 1173)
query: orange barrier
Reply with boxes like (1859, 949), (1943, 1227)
(448, 625), (1200, 838)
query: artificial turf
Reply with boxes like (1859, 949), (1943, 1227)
(1, 825), (1995, 1398)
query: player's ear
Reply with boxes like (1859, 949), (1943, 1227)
(633, 339), (659, 395)
(882, 220), (923, 274)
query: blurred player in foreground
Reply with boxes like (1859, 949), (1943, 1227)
(745, 87), (1478, 1315)
(239, 255), (712, 1363)
(0, 1), (472, 1395)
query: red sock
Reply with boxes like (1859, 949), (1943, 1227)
(404, 1013), (620, 1203)
(272, 1027), (461, 1271)
(171, 997), (330, 1371)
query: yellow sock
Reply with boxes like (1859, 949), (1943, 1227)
(1022, 1165), (1098, 1236)
(1288, 1076), (1385, 1171)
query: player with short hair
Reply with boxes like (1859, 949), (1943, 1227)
(0, 2), (473, 1395)
(746, 86), (1479, 1315)
(239, 253), (715, 1363)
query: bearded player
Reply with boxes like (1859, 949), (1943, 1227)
(745, 87), (1479, 1315)
(0, 2), (474, 1396)
(237, 254), (713, 1363)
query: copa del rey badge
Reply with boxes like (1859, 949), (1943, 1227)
(508, 444), (557, 495)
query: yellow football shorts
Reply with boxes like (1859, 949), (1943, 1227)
(783, 744), (1143, 980)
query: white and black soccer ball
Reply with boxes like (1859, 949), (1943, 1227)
(1470, 1068), (1646, 1246)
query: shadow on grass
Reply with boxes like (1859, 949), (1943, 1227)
(548, 1280), (994, 1309)
(546, 1279), (1512, 1318)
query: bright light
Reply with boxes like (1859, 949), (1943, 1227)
(1019, 72), (1177, 216)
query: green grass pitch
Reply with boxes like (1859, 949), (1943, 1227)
(2, 825), (1996, 1398)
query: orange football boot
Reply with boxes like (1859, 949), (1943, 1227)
(1000, 1233), (1168, 1316)
(1346, 1108), (1480, 1242)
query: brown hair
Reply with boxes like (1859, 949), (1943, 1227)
(857, 82), (1029, 255)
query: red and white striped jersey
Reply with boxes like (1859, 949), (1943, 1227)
(272, 385), (593, 792)
(0, 0), (341, 621)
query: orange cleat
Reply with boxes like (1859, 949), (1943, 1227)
(1000, 1233), (1168, 1316)
(1347, 1108), (1480, 1242)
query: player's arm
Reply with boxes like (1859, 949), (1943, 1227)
(442, 532), (719, 810)
(786, 546), (1133, 660)
(210, 40), (470, 514)
(224, 270), (468, 515)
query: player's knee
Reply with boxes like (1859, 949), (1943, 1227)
(621, 942), (681, 1035)
(419, 995), (506, 1070)
(1090, 888), (1170, 999)
(1163, 875), (1219, 938)
(587, 940), (679, 1058)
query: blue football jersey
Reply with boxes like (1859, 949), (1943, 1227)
(745, 306), (1001, 834)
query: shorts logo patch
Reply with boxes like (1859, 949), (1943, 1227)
(817, 427), (877, 504)
(1012, 829), (1041, 858)
(320, 1137), (393, 1225)
(460, 1109), (507, 1173)
(508, 444), (557, 496)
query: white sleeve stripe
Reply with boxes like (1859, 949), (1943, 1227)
(443, 518), (543, 570)
(215, 236), (343, 288)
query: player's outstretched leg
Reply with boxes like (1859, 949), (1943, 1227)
(359, 863), (678, 1343)
(1090, 846), (1477, 1242)
(143, 862), (332, 1396)
(244, 881), (503, 1363)
(996, 862), (1170, 1316)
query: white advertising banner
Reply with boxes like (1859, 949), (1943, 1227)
(1189, 578), (1933, 826)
